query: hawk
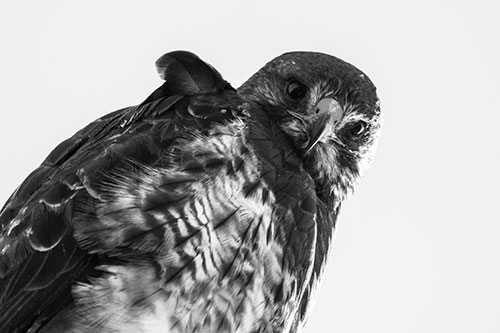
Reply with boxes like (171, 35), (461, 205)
(0, 50), (381, 332)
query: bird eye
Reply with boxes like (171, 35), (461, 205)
(346, 121), (368, 137)
(286, 81), (308, 100)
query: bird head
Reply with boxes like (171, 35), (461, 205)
(239, 52), (381, 200)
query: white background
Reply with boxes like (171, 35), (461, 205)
(1, 1), (499, 332)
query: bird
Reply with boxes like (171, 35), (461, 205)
(0, 50), (381, 332)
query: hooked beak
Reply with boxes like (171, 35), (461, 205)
(305, 98), (344, 152)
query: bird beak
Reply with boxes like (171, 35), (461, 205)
(305, 98), (344, 152)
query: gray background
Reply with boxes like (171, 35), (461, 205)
(1, 1), (499, 332)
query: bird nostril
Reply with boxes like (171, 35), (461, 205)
(315, 108), (320, 114)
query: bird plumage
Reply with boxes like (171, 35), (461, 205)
(0, 50), (380, 332)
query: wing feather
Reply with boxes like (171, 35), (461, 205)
(0, 51), (241, 331)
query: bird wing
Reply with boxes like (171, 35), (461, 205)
(0, 53), (243, 331)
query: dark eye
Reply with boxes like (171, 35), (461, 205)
(346, 121), (369, 137)
(286, 81), (308, 100)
